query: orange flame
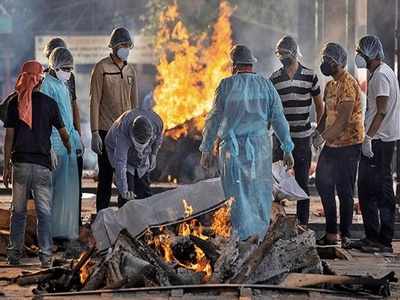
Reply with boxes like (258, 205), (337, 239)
(211, 197), (233, 238)
(154, 1), (233, 137)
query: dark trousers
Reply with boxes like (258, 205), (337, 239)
(117, 171), (152, 208)
(274, 136), (311, 225)
(315, 144), (361, 238)
(358, 140), (396, 247)
(77, 155), (83, 225)
(96, 130), (114, 212)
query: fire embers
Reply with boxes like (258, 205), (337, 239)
(144, 199), (232, 283)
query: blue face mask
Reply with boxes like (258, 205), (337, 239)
(117, 47), (130, 61)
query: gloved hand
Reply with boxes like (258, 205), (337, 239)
(91, 131), (103, 155)
(362, 135), (374, 158)
(149, 154), (157, 171)
(121, 191), (135, 200)
(200, 152), (212, 169)
(312, 130), (325, 150)
(50, 149), (58, 170)
(283, 152), (294, 170)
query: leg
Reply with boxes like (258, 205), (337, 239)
(293, 138), (312, 225)
(96, 130), (114, 212)
(8, 163), (32, 259)
(315, 147), (337, 235)
(77, 155), (83, 226)
(335, 144), (360, 238)
(375, 141), (396, 247)
(31, 165), (53, 258)
(133, 171), (152, 199)
(358, 155), (380, 242)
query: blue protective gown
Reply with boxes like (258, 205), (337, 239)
(200, 73), (294, 240)
(40, 74), (82, 240)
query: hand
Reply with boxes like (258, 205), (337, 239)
(50, 149), (58, 170)
(362, 135), (374, 158)
(200, 152), (212, 169)
(121, 191), (135, 200)
(283, 152), (294, 170)
(91, 131), (103, 155)
(3, 164), (11, 189)
(312, 130), (325, 150)
(149, 154), (157, 171)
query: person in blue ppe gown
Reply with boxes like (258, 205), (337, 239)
(200, 45), (294, 241)
(40, 47), (82, 241)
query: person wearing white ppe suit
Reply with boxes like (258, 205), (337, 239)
(90, 27), (138, 212)
(105, 110), (163, 208)
(200, 45), (294, 241)
(351, 35), (400, 253)
(40, 47), (82, 241)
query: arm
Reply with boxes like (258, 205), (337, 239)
(151, 117), (164, 156)
(130, 66), (139, 109)
(3, 128), (14, 188)
(269, 82), (294, 154)
(311, 74), (323, 122)
(366, 96), (388, 137)
(113, 135), (130, 194)
(313, 94), (324, 123)
(57, 127), (71, 154)
(72, 101), (81, 135)
(90, 63), (103, 133)
(199, 81), (225, 153)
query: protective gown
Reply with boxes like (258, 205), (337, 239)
(200, 73), (294, 240)
(40, 74), (82, 240)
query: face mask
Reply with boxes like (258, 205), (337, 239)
(56, 69), (71, 82)
(132, 136), (150, 153)
(280, 57), (293, 68)
(355, 53), (368, 69)
(320, 62), (335, 76)
(117, 47), (130, 61)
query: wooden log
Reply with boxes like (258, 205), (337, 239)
(16, 267), (68, 286)
(228, 215), (297, 283)
(189, 235), (220, 265)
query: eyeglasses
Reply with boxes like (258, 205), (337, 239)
(60, 67), (73, 72)
(275, 49), (293, 60)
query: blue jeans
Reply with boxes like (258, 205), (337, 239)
(8, 163), (53, 257)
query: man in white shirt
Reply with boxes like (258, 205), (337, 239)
(353, 35), (400, 253)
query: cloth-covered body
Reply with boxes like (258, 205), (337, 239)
(40, 74), (81, 240)
(105, 109), (163, 194)
(90, 55), (138, 132)
(200, 73), (294, 240)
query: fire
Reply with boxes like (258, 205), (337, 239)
(154, 1), (233, 137)
(211, 197), (233, 238)
(79, 252), (92, 285)
(146, 199), (232, 283)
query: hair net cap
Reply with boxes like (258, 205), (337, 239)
(276, 35), (298, 57)
(357, 35), (384, 60)
(49, 47), (74, 70)
(131, 116), (153, 144)
(230, 45), (257, 65)
(109, 27), (133, 49)
(322, 42), (347, 66)
(44, 38), (67, 59)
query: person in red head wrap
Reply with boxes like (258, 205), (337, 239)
(3, 60), (71, 267)
(15, 60), (44, 128)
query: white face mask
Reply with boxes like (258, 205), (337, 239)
(117, 47), (130, 61)
(132, 136), (150, 153)
(56, 69), (71, 82)
(355, 53), (367, 69)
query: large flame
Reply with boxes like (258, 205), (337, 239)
(154, 1), (233, 137)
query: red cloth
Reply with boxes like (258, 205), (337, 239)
(15, 61), (44, 128)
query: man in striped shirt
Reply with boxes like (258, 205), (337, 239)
(270, 36), (324, 226)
